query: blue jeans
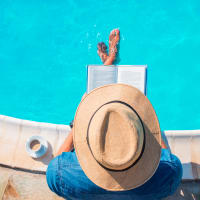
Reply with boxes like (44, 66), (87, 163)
(46, 149), (182, 200)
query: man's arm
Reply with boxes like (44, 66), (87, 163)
(55, 93), (87, 156)
(161, 138), (167, 149)
(55, 129), (73, 156)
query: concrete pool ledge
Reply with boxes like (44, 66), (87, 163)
(0, 115), (200, 175)
(0, 114), (200, 178)
(0, 115), (71, 172)
(0, 115), (200, 199)
(163, 129), (200, 180)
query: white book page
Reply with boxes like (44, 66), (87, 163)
(87, 65), (117, 93)
(117, 66), (147, 94)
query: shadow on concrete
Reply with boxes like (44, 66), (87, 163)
(165, 180), (200, 200)
(33, 141), (54, 166)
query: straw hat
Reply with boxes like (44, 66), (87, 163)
(73, 84), (161, 191)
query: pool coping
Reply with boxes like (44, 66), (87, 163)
(0, 114), (199, 181)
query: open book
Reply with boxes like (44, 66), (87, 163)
(87, 65), (147, 95)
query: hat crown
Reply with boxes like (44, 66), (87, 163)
(88, 102), (144, 171)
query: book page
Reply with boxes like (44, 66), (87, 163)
(87, 65), (117, 93)
(117, 66), (147, 94)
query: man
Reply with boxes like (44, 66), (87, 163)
(46, 29), (182, 200)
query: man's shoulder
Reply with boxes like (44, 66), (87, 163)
(160, 148), (182, 169)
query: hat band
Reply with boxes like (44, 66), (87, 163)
(86, 100), (146, 172)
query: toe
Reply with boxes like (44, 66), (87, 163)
(97, 42), (102, 50)
(109, 30), (115, 41)
(110, 29), (115, 35)
(115, 29), (120, 35)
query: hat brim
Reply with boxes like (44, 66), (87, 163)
(74, 84), (161, 191)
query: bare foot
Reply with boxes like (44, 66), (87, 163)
(103, 29), (120, 65)
(97, 29), (120, 65)
(109, 29), (120, 59)
(97, 42), (108, 63)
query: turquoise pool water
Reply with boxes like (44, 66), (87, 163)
(0, 0), (200, 130)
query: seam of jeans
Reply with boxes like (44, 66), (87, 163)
(58, 156), (67, 196)
(58, 155), (81, 196)
(57, 156), (62, 192)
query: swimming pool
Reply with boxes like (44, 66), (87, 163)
(0, 0), (200, 130)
